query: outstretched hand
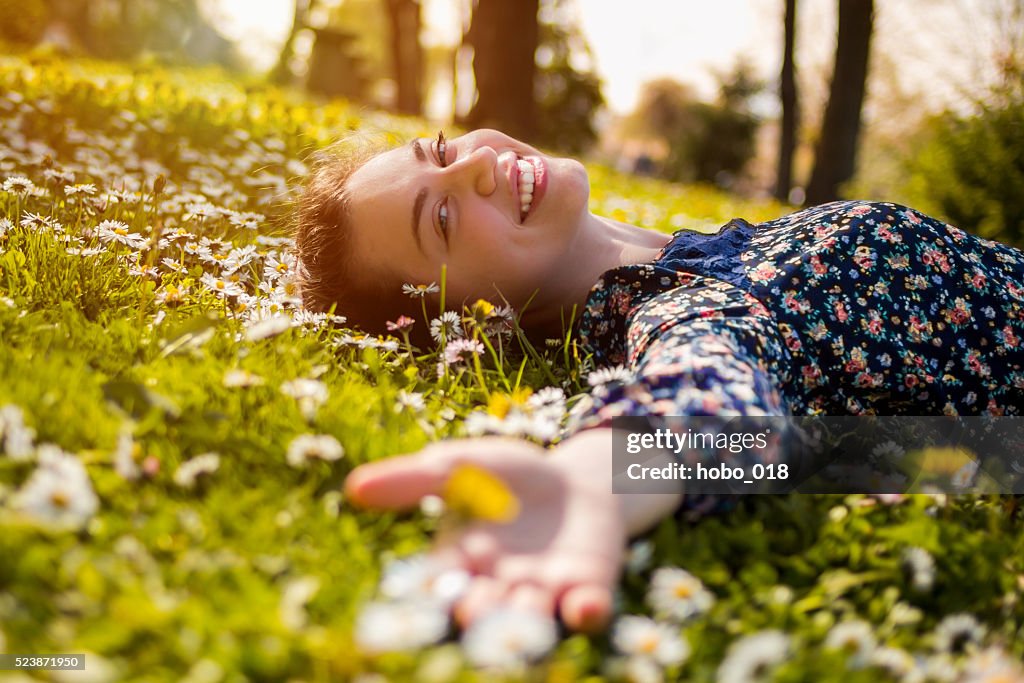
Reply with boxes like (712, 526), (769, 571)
(344, 434), (629, 633)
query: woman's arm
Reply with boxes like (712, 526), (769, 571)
(346, 306), (787, 633)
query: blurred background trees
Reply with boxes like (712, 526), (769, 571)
(804, 0), (874, 206)
(620, 63), (764, 189)
(3, 0), (1023, 244)
(0, 0), (238, 66)
(901, 42), (1024, 244)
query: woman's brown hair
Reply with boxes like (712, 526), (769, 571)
(292, 134), (420, 338)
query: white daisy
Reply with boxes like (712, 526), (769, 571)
(256, 234), (293, 248)
(626, 540), (655, 575)
(42, 168), (75, 185)
(173, 453), (221, 489)
(220, 245), (259, 274)
(199, 272), (245, 298)
(934, 613), (985, 654)
(1, 403), (36, 460)
(951, 459), (980, 490)
(290, 308), (344, 328)
(527, 386), (567, 419)
(183, 241), (213, 259)
(12, 444), (99, 529)
(2, 175), (36, 195)
(824, 619), (876, 664)
(646, 567), (715, 623)
(280, 378), (329, 420)
(587, 365), (634, 387)
(378, 554), (470, 607)
(443, 338), (483, 366)
(64, 183), (97, 196)
(430, 311), (464, 343)
(402, 282), (439, 298)
(96, 220), (147, 249)
(901, 547), (936, 592)
(155, 283), (189, 306)
(245, 315), (292, 342)
(228, 211), (265, 231)
(66, 246), (108, 257)
(160, 257), (188, 274)
(285, 434), (344, 468)
(419, 495), (445, 517)
(279, 575), (320, 631)
(869, 440), (905, 463)
(263, 251), (296, 283)
(394, 390), (426, 414)
(113, 429), (141, 481)
(461, 607), (558, 669)
(223, 369), (265, 388)
(604, 655), (664, 683)
(185, 201), (220, 220)
(21, 212), (62, 232)
(355, 600), (449, 653)
(869, 647), (919, 680)
(717, 630), (790, 683)
(462, 405), (559, 443)
(612, 615), (690, 667)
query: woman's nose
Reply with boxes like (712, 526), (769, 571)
(449, 145), (497, 196)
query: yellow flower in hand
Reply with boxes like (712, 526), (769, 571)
(443, 463), (520, 523)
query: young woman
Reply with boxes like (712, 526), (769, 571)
(294, 128), (1024, 634)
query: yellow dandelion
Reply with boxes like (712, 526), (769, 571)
(442, 463), (520, 523)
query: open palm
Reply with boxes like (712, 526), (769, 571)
(345, 436), (627, 632)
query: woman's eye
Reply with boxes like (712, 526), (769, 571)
(436, 130), (448, 167)
(438, 200), (449, 241)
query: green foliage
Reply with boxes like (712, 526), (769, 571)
(627, 62), (764, 188)
(902, 83), (1024, 246)
(0, 53), (1020, 681)
(534, 1), (605, 155)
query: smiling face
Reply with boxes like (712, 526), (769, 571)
(345, 129), (590, 312)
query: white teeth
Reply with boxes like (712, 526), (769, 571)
(516, 159), (536, 218)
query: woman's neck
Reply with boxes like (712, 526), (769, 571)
(520, 213), (672, 339)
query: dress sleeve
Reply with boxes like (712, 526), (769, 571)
(566, 282), (793, 517)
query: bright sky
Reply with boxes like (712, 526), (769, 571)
(200, 0), (1006, 117)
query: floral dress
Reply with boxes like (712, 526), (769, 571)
(567, 201), (1024, 514)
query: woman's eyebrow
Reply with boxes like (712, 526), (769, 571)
(411, 138), (427, 162)
(408, 139), (428, 255)
(411, 187), (427, 255)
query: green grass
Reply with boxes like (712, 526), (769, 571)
(0, 52), (1022, 682)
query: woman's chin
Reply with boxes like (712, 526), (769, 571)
(552, 157), (590, 206)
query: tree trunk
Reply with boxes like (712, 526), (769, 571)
(385, 0), (423, 115)
(270, 0), (312, 86)
(463, 0), (539, 140)
(805, 0), (874, 205)
(775, 0), (799, 202)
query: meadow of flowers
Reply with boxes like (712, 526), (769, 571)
(1, 52), (1023, 682)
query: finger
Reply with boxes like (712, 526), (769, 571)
(344, 451), (452, 509)
(507, 583), (556, 617)
(345, 439), (527, 510)
(558, 583), (614, 634)
(454, 576), (507, 628)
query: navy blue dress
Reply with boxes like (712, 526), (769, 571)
(567, 201), (1024, 514)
